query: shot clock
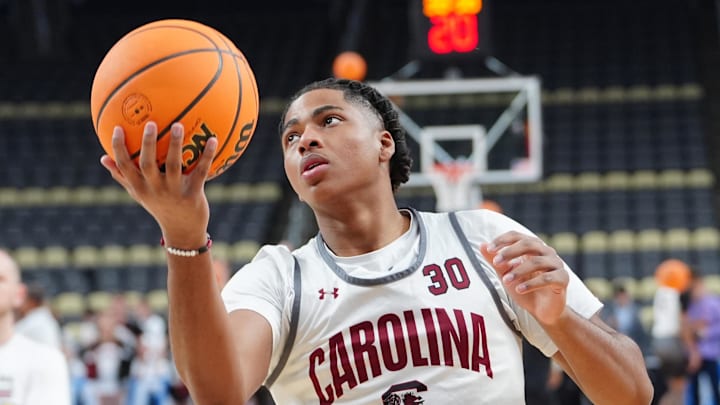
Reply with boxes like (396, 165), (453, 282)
(411, 0), (492, 59)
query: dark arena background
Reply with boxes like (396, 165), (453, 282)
(1, 0), (720, 404)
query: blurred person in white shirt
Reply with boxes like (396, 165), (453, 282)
(0, 250), (71, 405)
(652, 260), (693, 405)
(15, 282), (63, 349)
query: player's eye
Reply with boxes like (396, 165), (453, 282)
(323, 116), (341, 126)
(285, 133), (299, 144)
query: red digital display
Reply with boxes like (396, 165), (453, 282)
(424, 0), (482, 55)
(413, 0), (490, 58)
(427, 14), (478, 54)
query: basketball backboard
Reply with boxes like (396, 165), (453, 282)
(368, 76), (544, 210)
(369, 76), (543, 186)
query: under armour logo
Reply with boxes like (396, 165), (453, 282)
(318, 288), (339, 300)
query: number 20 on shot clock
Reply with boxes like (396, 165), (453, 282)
(411, 0), (492, 59)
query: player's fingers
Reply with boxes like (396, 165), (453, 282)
(480, 243), (513, 276)
(500, 255), (563, 285)
(110, 126), (142, 183)
(512, 268), (568, 295)
(490, 234), (555, 265)
(189, 136), (218, 190)
(484, 230), (526, 254)
(138, 121), (161, 182)
(165, 123), (184, 186)
(100, 155), (130, 188)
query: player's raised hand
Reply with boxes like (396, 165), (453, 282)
(99, 121), (217, 243)
(480, 231), (569, 326)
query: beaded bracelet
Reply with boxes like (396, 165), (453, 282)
(160, 234), (212, 257)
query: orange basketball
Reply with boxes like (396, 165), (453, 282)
(332, 51), (367, 81)
(655, 259), (692, 291)
(91, 19), (259, 180)
(479, 199), (503, 214)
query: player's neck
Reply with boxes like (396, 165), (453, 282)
(316, 202), (410, 257)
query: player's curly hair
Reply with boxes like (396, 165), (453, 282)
(279, 78), (413, 192)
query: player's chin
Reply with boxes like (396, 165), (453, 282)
(308, 187), (340, 205)
(287, 176), (311, 196)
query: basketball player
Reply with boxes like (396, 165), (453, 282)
(100, 79), (653, 404)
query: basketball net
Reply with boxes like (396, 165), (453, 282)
(427, 162), (477, 212)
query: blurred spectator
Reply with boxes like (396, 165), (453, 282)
(108, 293), (138, 349)
(77, 309), (135, 405)
(0, 250), (71, 405)
(15, 282), (63, 350)
(685, 271), (720, 405)
(650, 258), (694, 405)
(652, 283), (689, 405)
(64, 309), (100, 405)
(601, 281), (650, 355)
(127, 298), (171, 405)
(131, 298), (166, 357)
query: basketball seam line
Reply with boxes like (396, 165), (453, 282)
(94, 48), (242, 131)
(210, 36), (243, 170)
(127, 47), (224, 160)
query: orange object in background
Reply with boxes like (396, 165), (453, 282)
(479, 199), (503, 214)
(332, 51), (367, 81)
(655, 259), (692, 291)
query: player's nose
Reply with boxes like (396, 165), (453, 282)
(298, 128), (321, 153)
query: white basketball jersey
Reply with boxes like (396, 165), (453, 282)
(267, 210), (526, 404)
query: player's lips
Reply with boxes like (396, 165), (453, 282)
(301, 154), (329, 174)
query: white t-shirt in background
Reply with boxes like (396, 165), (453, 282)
(0, 333), (71, 405)
(15, 306), (63, 350)
(652, 286), (681, 338)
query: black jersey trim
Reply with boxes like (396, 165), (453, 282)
(265, 255), (302, 388)
(448, 211), (522, 337)
(315, 208), (427, 286)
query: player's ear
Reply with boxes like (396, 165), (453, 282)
(379, 130), (395, 163)
(13, 282), (27, 309)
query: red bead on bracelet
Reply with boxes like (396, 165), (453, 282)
(160, 234), (212, 257)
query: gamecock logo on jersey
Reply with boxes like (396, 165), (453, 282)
(381, 380), (427, 405)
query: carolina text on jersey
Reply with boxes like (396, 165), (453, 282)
(309, 306), (492, 403)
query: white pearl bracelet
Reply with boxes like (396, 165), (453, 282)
(160, 234), (212, 257)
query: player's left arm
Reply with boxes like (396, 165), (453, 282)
(548, 313), (651, 405)
(480, 231), (653, 405)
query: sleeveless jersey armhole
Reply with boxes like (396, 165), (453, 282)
(265, 255), (302, 389)
(448, 211), (522, 337)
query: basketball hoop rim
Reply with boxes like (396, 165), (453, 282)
(429, 162), (476, 184)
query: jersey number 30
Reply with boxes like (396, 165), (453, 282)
(422, 258), (471, 296)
